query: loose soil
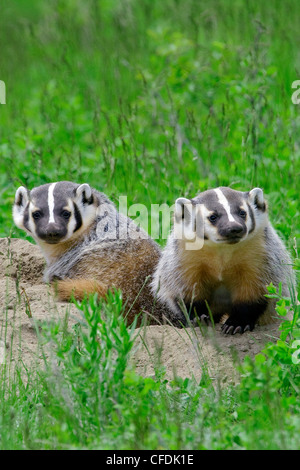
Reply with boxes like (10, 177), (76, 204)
(0, 238), (285, 384)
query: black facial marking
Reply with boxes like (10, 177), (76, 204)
(28, 182), (94, 240)
(221, 298), (268, 334)
(23, 207), (31, 232)
(73, 202), (82, 232)
(247, 202), (255, 234)
(193, 188), (249, 241)
(35, 215), (68, 243)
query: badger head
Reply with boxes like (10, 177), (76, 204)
(174, 186), (268, 247)
(13, 181), (98, 245)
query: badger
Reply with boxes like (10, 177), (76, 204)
(151, 186), (295, 334)
(13, 181), (177, 326)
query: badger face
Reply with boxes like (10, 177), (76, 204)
(13, 181), (98, 245)
(175, 186), (268, 247)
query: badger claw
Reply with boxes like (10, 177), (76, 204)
(221, 321), (253, 335)
(233, 326), (242, 335)
(224, 325), (234, 334)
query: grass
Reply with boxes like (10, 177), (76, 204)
(0, 289), (299, 450)
(0, 0), (299, 450)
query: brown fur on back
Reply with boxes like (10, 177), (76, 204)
(56, 238), (168, 326)
(56, 278), (108, 301)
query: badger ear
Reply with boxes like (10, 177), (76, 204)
(248, 188), (266, 211)
(174, 197), (197, 241)
(174, 197), (191, 220)
(14, 186), (29, 209)
(76, 184), (93, 205)
(13, 186), (29, 228)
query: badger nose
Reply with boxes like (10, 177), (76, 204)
(47, 223), (63, 237)
(219, 223), (245, 242)
(39, 224), (66, 243)
(48, 229), (61, 238)
(228, 225), (243, 235)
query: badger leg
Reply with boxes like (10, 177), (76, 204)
(221, 298), (268, 334)
(54, 278), (108, 302)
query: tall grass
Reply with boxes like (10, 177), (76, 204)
(0, 1), (299, 244)
(0, 288), (299, 450)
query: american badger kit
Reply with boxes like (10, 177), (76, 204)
(13, 182), (295, 333)
(13, 181), (175, 325)
(151, 187), (295, 334)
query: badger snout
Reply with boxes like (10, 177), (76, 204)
(218, 223), (246, 243)
(38, 223), (67, 244)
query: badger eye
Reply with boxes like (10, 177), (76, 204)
(61, 210), (71, 219)
(239, 209), (247, 219)
(208, 213), (218, 223)
(32, 211), (42, 220)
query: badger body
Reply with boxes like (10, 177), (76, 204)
(13, 181), (176, 326)
(151, 187), (295, 334)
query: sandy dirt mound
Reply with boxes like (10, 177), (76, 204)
(0, 238), (285, 384)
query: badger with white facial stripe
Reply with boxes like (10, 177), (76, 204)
(151, 186), (295, 334)
(13, 181), (177, 326)
(13, 182), (99, 262)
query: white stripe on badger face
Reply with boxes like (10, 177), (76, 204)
(214, 188), (235, 222)
(48, 182), (57, 223)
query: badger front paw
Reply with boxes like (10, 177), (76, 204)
(221, 299), (268, 335)
(221, 315), (254, 335)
